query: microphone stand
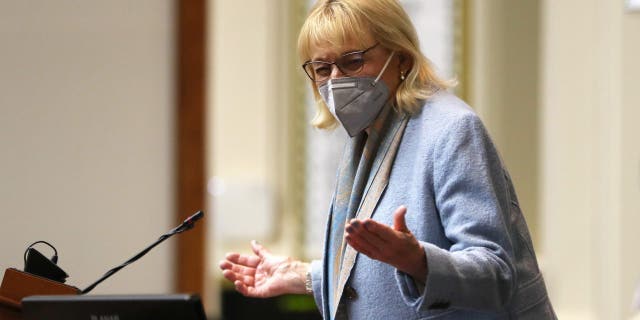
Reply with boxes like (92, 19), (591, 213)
(81, 211), (204, 294)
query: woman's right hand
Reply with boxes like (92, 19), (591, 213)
(219, 240), (310, 298)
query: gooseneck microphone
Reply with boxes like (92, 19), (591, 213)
(81, 210), (204, 294)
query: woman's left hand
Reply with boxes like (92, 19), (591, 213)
(344, 205), (428, 283)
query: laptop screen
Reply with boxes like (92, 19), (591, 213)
(22, 294), (206, 320)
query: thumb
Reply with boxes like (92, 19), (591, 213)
(251, 240), (270, 258)
(393, 205), (409, 233)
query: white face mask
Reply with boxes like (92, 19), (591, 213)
(318, 52), (395, 137)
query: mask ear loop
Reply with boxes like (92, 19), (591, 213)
(372, 51), (396, 86)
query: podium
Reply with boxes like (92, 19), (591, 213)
(0, 211), (204, 319)
(0, 268), (79, 320)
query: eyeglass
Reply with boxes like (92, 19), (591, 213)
(302, 43), (380, 83)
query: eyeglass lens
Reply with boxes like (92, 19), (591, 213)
(304, 51), (366, 82)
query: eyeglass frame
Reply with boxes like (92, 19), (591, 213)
(301, 42), (380, 83)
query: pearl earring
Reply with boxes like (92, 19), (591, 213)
(400, 71), (406, 81)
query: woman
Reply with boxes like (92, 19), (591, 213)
(220, 0), (556, 319)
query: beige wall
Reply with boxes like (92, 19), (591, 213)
(470, 0), (640, 318)
(207, 0), (301, 316)
(621, 7), (640, 320)
(468, 0), (541, 244)
(0, 1), (175, 294)
(540, 0), (640, 319)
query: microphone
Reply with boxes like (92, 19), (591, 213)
(81, 210), (204, 294)
(173, 210), (204, 233)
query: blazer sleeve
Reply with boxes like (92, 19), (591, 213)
(310, 259), (324, 316)
(395, 112), (517, 313)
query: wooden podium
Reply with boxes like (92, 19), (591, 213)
(0, 268), (79, 320)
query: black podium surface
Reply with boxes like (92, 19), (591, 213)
(22, 294), (206, 320)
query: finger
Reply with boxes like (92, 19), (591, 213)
(219, 260), (256, 277)
(361, 218), (400, 242)
(346, 220), (387, 249)
(393, 205), (409, 233)
(345, 233), (376, 258)
(219, 260), (233, 271)
(251, 240), (272, 258)
(234, 280), (253, 297)
(350, 220), (408, 263)
(225, 252), (261, 268)
(222, 269), (254, 286)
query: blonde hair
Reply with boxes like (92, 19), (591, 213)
(297, 0), (454, 129)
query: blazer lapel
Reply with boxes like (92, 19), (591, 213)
(331, 114), (409, 319)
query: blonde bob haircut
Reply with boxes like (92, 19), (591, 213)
(298, 0), (454, 129)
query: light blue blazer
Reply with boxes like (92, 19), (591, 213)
(310, 92), (556, 319)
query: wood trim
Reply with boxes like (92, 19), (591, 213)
(175, 0), (206, 294)
(453, 0), (469, 102)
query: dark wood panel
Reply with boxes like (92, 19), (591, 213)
(175, 0), (206, 294)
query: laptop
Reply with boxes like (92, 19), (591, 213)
(22, 294), (206, 320)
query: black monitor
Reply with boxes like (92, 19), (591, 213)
(22, 294), (206, 320)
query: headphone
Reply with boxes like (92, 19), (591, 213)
(24, 241), (58, 265)
(23, 240), (68, 283)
